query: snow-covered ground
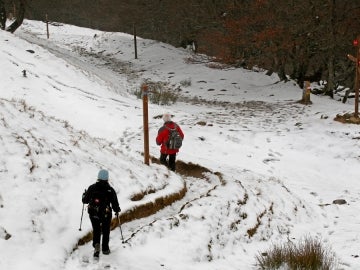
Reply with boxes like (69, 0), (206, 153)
(0, 20), (359, 269)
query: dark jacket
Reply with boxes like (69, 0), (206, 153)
(156, 121), (184, 154)
(82, 181), (120, 216)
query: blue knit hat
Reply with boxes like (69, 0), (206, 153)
(97, 169), (109, 181)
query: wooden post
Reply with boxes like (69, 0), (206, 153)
(133, 23), (138, 59)
(46, 14), (49, 39)
(355, 35), (360, 117)
(142, 84), (149, 165)
(347, 35), (360, 118)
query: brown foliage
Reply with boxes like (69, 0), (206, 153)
(256, 236), (338, 269)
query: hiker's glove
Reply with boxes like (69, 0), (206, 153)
(82, 189), (87, 200)
(81, 192), (86, 202)
(115, 212), (119, 217)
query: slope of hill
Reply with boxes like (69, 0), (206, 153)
(0, 28), (185, 269)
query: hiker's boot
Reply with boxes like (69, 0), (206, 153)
(93, 243), (100, 258)
(102, 246), (111, 255)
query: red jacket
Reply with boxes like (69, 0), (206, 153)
(156, 121), (184, 154)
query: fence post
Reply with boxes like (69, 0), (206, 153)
(142, 84), (149, 165)
(133, 23), (138, 59)
(46, 14), (49, 39)
(347, 35), (360, 118)
(354, 35), (360, 117)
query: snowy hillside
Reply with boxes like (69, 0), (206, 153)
(0, 20), (360, 269)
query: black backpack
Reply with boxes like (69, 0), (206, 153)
(88, 190), (110, 218)
(166, 124), (182, 150)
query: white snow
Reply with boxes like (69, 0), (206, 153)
(0, 20), (359, 269)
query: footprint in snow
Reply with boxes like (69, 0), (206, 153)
(263, 158), (280, 164)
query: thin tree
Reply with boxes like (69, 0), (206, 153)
(0, 0), (6, 29)
(0, 0), (26, 33)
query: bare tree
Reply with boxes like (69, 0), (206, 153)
(0, 0), (26, 33)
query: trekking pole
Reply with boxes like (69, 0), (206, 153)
(79, 203), (85, 231)
(117, 214), (125, 243)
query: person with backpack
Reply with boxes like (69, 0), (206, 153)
(82, 169), (121, 258)
(156, 113), (184, 171)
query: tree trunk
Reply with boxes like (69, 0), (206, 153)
(274, 56), (288, 82)
(0, 0), (6, 30)
(6, 0), (26, 33)
(323, 0), (336, 98)
(278, 64), (287, 82)
(325, 55), (335, 98)
(291, 62), (308, 89)
(301, 80), (312, 104)
(277, 58), (288, 82)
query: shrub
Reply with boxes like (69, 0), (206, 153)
(256, 236), (338, 270)
(179, 78), (192, 87)
(133, 80), (179, 105)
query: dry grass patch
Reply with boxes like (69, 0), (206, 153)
(256, 236), (338, 270)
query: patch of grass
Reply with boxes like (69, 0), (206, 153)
(133, 80), (179, 105)
(256, 236), (338, 270)
(179, 78), (192, 87)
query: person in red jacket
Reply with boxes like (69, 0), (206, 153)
(156, 113), (184, 171)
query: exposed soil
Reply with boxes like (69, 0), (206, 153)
(334, 113), (360, 124)
(151, 156), (211, 179)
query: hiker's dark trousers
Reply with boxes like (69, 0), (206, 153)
(90, 214), (112, 250)
(160, 153), (176, 171)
